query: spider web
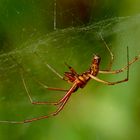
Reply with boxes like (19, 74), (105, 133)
(0, 14), (140, 77)
(0, 0), (140, 122)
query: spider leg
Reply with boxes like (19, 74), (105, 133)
(0, 93), (72, 124)
(34, 52), (65, 80)
(24, 94), (71, 123)
(64, 62), (78, 76)
(88, 74), (128, 85)
(10, 55), (69, 91)
(22, 71), (77, 106)
(89, 47), (129, 86)
(31, 83), (76, 105)
(32, 77), (68, 92)
(99, 47), (140, 74)
(99, 33), (114, 70)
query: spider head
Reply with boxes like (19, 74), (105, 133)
(90, 54), (101, 75)
(92, 54), (101, 65)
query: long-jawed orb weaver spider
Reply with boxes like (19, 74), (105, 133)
(0, 36), (140, 124)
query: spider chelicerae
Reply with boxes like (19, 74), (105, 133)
(0, 35), (140, 124)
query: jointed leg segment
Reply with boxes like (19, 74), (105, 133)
(88, 74), (128, 85)
(89, 47), (130, 85)
(21, 72), (76, 105)
(99, 54), (140, 74)
(99, 33), (114, 70)
(64, 62), (78, 76)
(0, 93), (72, 124)
(24, 94), (72, 123)
(0, 73), (76, 124)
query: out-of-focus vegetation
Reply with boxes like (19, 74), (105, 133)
(0, 0), (140, 140)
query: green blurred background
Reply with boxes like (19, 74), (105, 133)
(0, 0), (140, 140)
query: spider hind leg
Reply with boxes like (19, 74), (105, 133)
(99, 33), (114, 70)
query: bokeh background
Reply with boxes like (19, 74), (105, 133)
(0, 0), (140, 140)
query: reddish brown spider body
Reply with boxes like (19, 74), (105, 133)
(64, 55), (101, 92)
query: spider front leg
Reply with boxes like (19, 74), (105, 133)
(24, 94), (72, 123)
(34, 52), (66, 81)
(0, 93), (72, 124)
(0, 80), (76, 124)
(21, 71), (77, 106)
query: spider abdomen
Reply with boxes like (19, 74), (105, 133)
(77, 74), (90, 88)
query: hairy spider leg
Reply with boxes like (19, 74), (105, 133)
(99, 33), (114, 70)
(88, 47), (129, 85)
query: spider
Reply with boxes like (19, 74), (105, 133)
(0, 36), (140, 124)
